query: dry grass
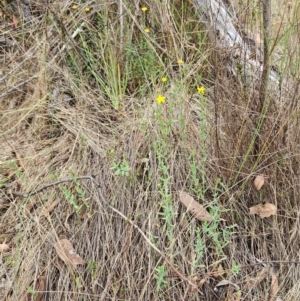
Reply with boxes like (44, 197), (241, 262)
(0, 0), (300, 300)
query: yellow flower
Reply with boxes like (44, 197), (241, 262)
(141, 7), (148, 12)
(156, 95), (166, 104)
(178, 59), (183, 64)
(72, 4), (78, 9)
(197, 86), (205, 95)
(145, 28), (150, 33)
(161, 77), (167, 82)
(85, 7), (91, 12)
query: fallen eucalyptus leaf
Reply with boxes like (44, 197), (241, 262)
(0, 243), (10, 252)
(249, 203), (277, 218)
(254, 174), (265, 191)
(179, 191), (211, 222)
(214, 279), (240, 290)
(39, 199), (60, 217)
(54, 239), (85, 267)
(270, 266), (279, 300)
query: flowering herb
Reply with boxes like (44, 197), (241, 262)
(156, 95), (166, 104)
(197, 86), (205, 95)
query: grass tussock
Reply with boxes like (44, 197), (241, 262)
(0, 0), (300, 300)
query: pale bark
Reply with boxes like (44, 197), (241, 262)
(193, 0), (293, 102)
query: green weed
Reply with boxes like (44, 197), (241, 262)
(111, 158), (130, 176)
(231, 261), (241, 276)
(155, 265), (168, 291)
(26, 286), (37, 299)
(60, 172), (89, 214)
(87, 261), (97, 279)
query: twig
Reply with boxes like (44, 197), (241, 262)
(11, 175), (203, 295)
(119, 0), (124, 51)
(260, 0), (271, 108)
(11, 176), (93, 198)
(254, 0), (271, 156)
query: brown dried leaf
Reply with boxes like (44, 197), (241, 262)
(191, 277), (206, 292)
(253, 174), (265, 191)
(198, 278), (206, 286)
(0, 243), (10, 251)
(24, 199), (38, 217)
(54, 239), (85, 267)
(64, 213), (73, 231)
(217, 264), (226, 276)
(19, 275), (46, 301)
(179, 191), (212, 222)
(39, 199), (60, 217)
(215, 279), (240, 290)
(14, 151), (25, 172)
(244, 266), (268, 290)
(134, 130), (145, 153)
(249, 203), (277, 218)
(35, 276), (46, 301)
(270, 267), (279, 300)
